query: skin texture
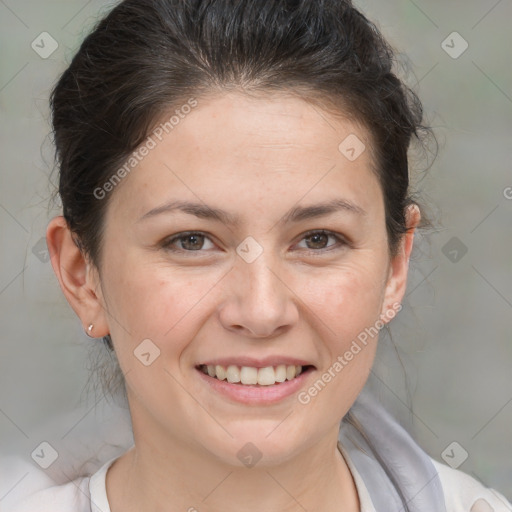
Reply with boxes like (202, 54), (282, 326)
(47, 90), (420, 512)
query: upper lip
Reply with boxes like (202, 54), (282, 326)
(197, 356), (315, 369)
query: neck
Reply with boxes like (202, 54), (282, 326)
(107, 424), (360, 512)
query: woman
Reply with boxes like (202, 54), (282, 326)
(7, 0), (511, 510)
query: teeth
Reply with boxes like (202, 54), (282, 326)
(286, 365), (296, 380)
(226, 365), (241, 383)
(201, 364), (305, 385)
(257, 366), (275, 385)
(215, 365), (226, 380)
(275, 364), (287, 382)
(240, 366), (258, 385)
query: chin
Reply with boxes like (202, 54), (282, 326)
(201, 421), (316, 469)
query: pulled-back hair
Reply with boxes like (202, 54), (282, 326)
(50, 4), (434, 505)
(51, 0), (431, 269)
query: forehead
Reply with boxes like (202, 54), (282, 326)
(106, 90), (382, 225)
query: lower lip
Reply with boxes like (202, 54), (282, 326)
(195, 367), (314, 405)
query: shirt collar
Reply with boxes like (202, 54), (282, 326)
(89, 445), (375, 512)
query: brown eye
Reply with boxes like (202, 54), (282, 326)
(179, 234), (205, 251)
(304, 232), (330, 249)
(162, 232), (215, 252)
(295, 230), (347, 253)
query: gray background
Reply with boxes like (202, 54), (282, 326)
(1, 0), (511, 503)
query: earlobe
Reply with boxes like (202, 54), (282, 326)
(46, 215), (110, 338)
(380, 204), (421, 320)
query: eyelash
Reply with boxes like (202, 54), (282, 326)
(160, 229), (349, 256)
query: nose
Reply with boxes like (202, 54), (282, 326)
(218, 251), (299, 338)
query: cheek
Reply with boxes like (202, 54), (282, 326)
(297, 260), (387, 347)
(294, 265), (384, 421)
(101, 252), (225, 361)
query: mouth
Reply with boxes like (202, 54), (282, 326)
(194, 360), (316, 404)
(197, 363), (314, 386)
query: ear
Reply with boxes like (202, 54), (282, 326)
(379, 204), (421, 321)
(46, 216), (110, 338)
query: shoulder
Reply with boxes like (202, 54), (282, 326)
(432, 458), (512, 511)
(5, 479), (92, 512)
(0, 454), (92, 512)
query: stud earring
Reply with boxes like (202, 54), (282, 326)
(86, 324), (94, 338)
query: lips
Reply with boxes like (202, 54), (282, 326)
(195, 361), (315, 404)
(194, 356), (315, 404)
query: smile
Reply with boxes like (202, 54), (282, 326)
(198, 364), (311, 386)
(195, 362), (315, 405)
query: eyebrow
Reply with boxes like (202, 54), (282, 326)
(137, 198), (366, 226)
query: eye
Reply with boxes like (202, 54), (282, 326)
(160, 229), (348, 255)
(294, 230), (347, 253)
(161, 231), (216, 253)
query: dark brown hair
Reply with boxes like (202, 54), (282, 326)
(50, 0), (432, 265)
(50, 3), (435, 504)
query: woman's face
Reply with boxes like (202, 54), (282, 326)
(62, 91), (417, 466)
